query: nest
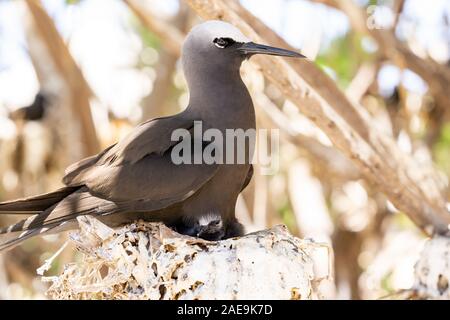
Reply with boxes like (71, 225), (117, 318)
(412, 236), (450, 299)
(40, 216), (331, 300)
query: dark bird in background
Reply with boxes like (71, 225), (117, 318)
(9, 92), (49, 122)
(0, 21), (304, 251)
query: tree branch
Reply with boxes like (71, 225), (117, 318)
(332, 0), (450, 129)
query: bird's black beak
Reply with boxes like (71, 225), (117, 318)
(238, 42), (306, 58)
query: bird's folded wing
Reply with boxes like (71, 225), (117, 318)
(104, 112), (196, 165)
(63, 144), (116, 185)
(63, 114), (218, 209)
(64, 113), (193, 185)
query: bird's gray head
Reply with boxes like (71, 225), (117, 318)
(182, 21), (305, 81)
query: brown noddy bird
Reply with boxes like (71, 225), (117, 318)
(0, 21), (304, 251)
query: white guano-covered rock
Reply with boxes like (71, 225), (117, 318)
(413, 236), (450, 299)
(41, 216), (331, 300)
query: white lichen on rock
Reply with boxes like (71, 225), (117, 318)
(41, 216), (331, 300)
(413, 236), (450, 299)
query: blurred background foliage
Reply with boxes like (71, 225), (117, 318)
(0, 0), (449, 299)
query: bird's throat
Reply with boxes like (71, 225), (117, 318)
(186, 68), (255, 131)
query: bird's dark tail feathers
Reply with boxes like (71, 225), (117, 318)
(0, 223), (60, 252)
(0, 186), (79, 214)
(0, 207), (76, 252)
(0, 209), (87, 252)
(0, 186), (81, 251)
(0, 187), (119, 252)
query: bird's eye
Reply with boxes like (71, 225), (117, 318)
(213, 37), (234, 49)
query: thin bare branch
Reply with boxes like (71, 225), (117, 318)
(332, 0), (450, 126)
(392, 0), (405, 29)
(128, 1), (190, 120)
(124, 0), (185, 56)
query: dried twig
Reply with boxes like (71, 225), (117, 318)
(126, 0), (190, 120)
(124, 0), (185, 56)
(331, 0), (450, 127)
